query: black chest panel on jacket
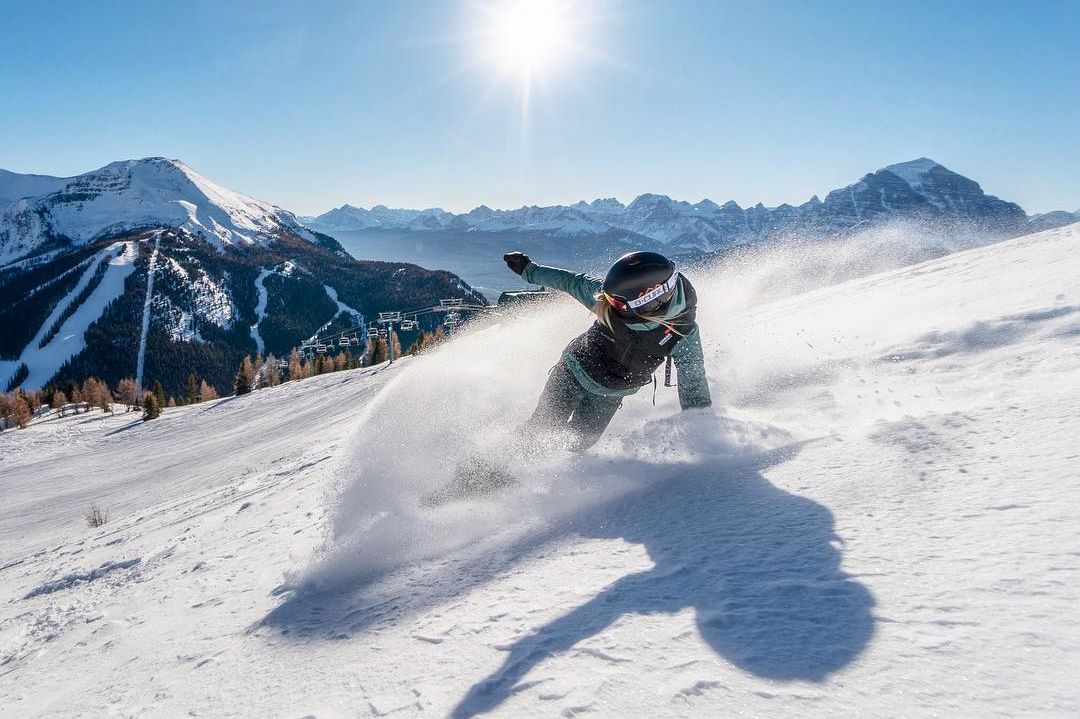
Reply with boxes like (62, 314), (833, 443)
(567, 277), (698, 390)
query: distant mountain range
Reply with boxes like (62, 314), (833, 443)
(2, 155), (1075, 396)
(0, 158), (483, 395)
(303, 158), (1077, 250)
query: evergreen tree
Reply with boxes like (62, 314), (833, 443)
(187, 373), (198, 404)
(152, 380), (166, 408)
(234, 355), (255, 395)
(253, 353), (264, 388)
(142, 392), (161, 421)
(4, 364), (28, 393)
(390, 330), (403, 361)
(167, 396), (177, 408)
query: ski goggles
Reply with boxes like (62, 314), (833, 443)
(603, 271), (679, 316)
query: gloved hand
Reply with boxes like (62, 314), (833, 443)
(503, 251), (531, 276)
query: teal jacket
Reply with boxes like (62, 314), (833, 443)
(522, 262), (712, 409)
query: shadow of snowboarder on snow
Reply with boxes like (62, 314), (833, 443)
(451, 446), (876, 718)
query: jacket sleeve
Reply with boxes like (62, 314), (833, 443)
(521, 262), (603, 310)
(670, 323), (712, 409)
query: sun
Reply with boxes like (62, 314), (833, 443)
(482, 0), (576, 80)
(459, 0), (604, 131)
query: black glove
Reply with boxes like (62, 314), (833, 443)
(503, 252), (531, 276)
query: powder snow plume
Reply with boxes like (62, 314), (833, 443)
(296, 221), (975, 591)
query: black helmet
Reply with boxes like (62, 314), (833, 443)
(602, 251), (678, 316)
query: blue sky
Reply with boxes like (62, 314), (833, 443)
(1, 0), (1077, 214)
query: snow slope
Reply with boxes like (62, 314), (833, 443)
(0, 240), (138, 390)
(250, 268), (274, 356)
(1, 222), (1078, 718)
(134, 233), (162, 390)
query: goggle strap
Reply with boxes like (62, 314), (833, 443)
(625, 271), (678, 310)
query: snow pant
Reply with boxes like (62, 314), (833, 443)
(524, 362), (623, 452)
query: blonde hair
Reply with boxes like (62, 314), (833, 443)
(593, 298), (616, 331)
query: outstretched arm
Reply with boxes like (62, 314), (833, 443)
(520, 261), (602, 310)
(671, 324), (712, 409)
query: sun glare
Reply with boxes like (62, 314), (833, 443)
(462, 0), (603, 133)
(483, 0), (575, 79)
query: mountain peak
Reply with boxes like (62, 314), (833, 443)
(627, 193), (674, 210)
(881, 157), (945, 190)
(104, 156), (189, 173)
(0, 157), (314, 264)
(589, 197), (625, 212)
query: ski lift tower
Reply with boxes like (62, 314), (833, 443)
(377, 311), (403, 362)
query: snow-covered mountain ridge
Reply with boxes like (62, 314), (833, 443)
(0, 159), (484, 395)
(0, 158), (318, 265)
(305, 158), (1039, 250)
(1, 221), (1077, 717)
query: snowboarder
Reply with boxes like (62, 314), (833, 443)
(504, 250), (711, 451)
(425, 250), (711, 506)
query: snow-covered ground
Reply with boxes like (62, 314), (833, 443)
(1, 223), (1078, 718)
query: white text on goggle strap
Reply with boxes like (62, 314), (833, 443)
(626, 273), (678, 309)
